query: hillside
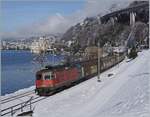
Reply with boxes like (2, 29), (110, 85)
(61, 1), (148, 52)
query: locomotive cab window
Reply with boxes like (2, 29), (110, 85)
(44, 72), (55, 80)
(44, 75), (50, 80)
(51, 74), (55, 80)
(36, 74), (42, 80)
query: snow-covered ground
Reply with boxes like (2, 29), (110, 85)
(33, 50), (150, 117)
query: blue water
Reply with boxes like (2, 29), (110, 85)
(1, 50), (64, 95)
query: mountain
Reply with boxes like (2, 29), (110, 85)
(61, 1), (148, 50)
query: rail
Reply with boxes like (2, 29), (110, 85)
(1, 90), (35, 104)
(1, 96), (47, 116)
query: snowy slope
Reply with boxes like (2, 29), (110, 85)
(33, 50), (150, 117)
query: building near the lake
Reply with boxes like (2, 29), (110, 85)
(30, 37), (50, 54)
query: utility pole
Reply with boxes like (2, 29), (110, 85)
(97, 15), (101, 82)
(97, 40), (101, 82)
(53, 49), (55, 65)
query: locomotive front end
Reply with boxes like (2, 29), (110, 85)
(35, 70), (55, 96)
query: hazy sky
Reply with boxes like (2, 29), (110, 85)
(1, 0), (85, 32)
(1, 0), (137, 39)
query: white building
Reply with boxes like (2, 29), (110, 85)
(30, 37), (49, 54)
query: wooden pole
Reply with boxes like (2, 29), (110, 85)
(97, 40), (101, 82)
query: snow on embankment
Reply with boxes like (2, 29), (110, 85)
(33, 50), (150, 117)
(1, 86), (35, 100)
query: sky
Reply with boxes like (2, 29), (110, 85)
(1, 0), (137, 39)
(1, 0), (85, 32)
(1, 0), (86, 39)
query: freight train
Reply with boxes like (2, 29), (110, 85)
(35, 54), (125, 96)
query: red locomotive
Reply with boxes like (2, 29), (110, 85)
(35, 55), (124, 96)
(36, 65), (80, 95)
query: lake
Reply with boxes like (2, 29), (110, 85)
(1, 50), (64, 95)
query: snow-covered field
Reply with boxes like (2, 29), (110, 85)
(1, 50), (149, 117)
(32, 50), (150, 117)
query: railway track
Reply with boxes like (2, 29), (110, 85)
(1, 90), (36, 116)
(1, 86), (72, 116)
(1, 95), (47, 116)
(1, 90), (35, 104)
(1, 90), (56, 116)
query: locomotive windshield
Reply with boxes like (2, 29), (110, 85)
(43, 72), (55, 80)
(36, 74), (42, 80)
(44, 75), (50, 80)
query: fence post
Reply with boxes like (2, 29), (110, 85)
(30, 100), (32, 111)
(11, 107), (13, 116)
(30, 97), (33, 111)
(21, 103), (23, 112)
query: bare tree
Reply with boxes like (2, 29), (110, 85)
(32, 52), (48, 69)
